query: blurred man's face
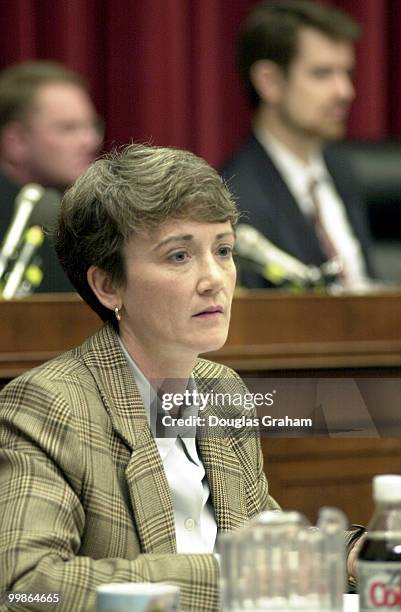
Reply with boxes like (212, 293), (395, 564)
(275, 27), (355, 142)
(20, 82), (102, 188)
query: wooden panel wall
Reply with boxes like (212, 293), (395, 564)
(262, 438), (401, 525)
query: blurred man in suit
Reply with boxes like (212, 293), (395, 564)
(221, 0), (375, 289)
(0, 61), (102, 293)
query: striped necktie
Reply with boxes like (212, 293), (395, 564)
(308, 179), (339, 260)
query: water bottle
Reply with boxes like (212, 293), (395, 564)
(358, 474), (401, 610)
(219, 508), (347, 610)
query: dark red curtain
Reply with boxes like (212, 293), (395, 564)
(0, 0), (400, 168)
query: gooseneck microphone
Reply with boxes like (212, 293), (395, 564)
(0, 184), (44, 281)
(0, 184), (61, 296)
(235, 224), (323, 287)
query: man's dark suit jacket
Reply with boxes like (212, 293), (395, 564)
(221, 134), (375, 288)
(0, 171), (72, 293)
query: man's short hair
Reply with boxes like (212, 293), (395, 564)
(0, 60), (87, 133)
(239, 0), (361, 107)
(55, 143), (238, 326)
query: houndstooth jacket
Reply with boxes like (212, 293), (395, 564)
(0, 324), (280, 611)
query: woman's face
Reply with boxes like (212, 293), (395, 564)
(117, 219), (236, 363)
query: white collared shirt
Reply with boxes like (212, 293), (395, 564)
(255, 129), (369, 288)
(117, 336), (217, 553)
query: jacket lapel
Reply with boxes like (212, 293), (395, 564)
(197, 433), (248, 532)
(125, 425), (176, 553)
(79, 324), (176, 553)
(194, 360), (249, 532)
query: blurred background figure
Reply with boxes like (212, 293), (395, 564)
(0, 61), (102, 294)
(221, 0), (376, 289)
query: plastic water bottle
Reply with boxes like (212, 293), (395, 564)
(219, 508), (347, 610)
(358, 474), (401, 610)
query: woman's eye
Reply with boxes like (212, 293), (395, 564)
(217, 245), (234, 258)
(168, 251), (190, 263)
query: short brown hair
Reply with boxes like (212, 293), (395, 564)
(55, 143), (238, 326)
(0, 60), (87, 133)
(240, 0), (361, 106)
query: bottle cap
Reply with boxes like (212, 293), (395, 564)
(373, 474), (401, 502)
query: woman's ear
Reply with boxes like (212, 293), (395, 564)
(87, 265), (121, 311)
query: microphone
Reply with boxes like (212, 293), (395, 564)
(235, 224), (323, 287)
(2, 226), (45, 300)
(0, 183), (44, 281)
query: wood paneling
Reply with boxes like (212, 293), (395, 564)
(212, 288), (401, 370)
(1, 289), (401, 378)
(262, 438), (401, 525)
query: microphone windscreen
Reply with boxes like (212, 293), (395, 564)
(15, 183), (44, 208)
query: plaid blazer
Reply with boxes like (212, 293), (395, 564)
(0, 324), (279, 611)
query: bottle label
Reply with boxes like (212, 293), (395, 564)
(359, 561), (401, 610)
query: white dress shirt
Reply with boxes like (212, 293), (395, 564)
(118, 336), (217, 553)
(255, 129), (370, 288)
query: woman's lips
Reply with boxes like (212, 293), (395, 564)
(193, 306), (223, 318)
